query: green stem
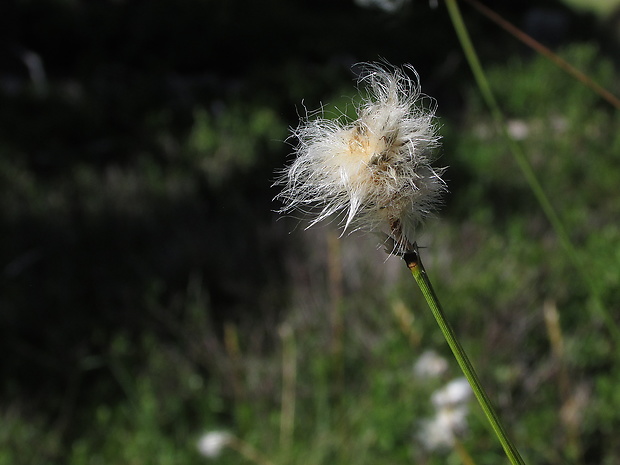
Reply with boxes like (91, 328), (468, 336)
(404, 245), (526, 465)
(444, 0), (619, 343)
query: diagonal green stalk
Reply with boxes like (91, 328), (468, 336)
(444, 0), (620, 343)
(463, 0), (620, 110)
(404, 244), (526, 465)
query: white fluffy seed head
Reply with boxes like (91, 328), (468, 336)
(274, 62), (446, 254)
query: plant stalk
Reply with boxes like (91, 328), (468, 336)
(444, 0), (619, 343)
(404, 244), (526, 465)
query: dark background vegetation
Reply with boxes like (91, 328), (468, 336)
(1, 0), (619, 463)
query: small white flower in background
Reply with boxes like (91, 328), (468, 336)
(431, 377), (472, 408)
(197, 431), (232, 458)
(274, 63), (446, 254)
(413, 349), (449, 379)
(418, 405), (470, 450)
(417, 377), (473, 451)
(507, 119), (529, 140)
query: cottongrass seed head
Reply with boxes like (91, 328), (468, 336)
(274, 62), (446, 254)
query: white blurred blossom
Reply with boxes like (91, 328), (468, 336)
(197, 431), (232, 458)
(413, 349), (448, 379)
(507, 119), (529, 140)
(417, 377), (473, 451)
(431, 377), (472, 408)
(418, 405), (469, 450)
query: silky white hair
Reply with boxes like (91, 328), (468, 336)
(274, 62), (446, 254)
